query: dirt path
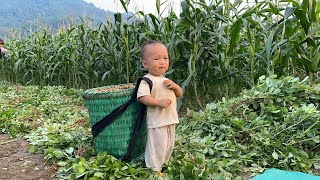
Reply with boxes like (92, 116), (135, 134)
(0, 134), (58, 180)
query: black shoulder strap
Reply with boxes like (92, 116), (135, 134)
(141, 77), (152, 93)
(91, 77), (152, 138)
(122, 77), (152, 161)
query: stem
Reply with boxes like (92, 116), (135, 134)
(0, 139), (18, 145)
(273, 113), (311, 138)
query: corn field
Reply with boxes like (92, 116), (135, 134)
(0, 0), (320, 108)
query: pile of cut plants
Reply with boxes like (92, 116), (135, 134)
(173, 75), (320, 179)
(0, 75), (319, 179)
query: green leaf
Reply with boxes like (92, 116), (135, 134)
(272, 151), (279, 160)
(222, 151), (229, 157)
(78, 166), (86, 174)
(57, 161), (68, 167)
(121, 166), (128, 171)
(228, 18), (243, 55)
(119, 0), (128, 13)
(271, 110), (281, 113)
(65, 147), (74, 154)
(52, 150), (65, 158)
(128, 166), (135, 175)
(209, 148), (214, 155)
(273, 88), (281, 94)
(156, 0), (160, 14)
(312, 136), (319, 143)
(93, 172), (104, 178)
(284, 7), (296, 19)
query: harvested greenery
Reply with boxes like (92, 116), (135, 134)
(0, 75), (319, 179)
(173, 75), (320, 179)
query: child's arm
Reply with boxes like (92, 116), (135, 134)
(163, 79), (183, 97)
(138, 96), (172, 108)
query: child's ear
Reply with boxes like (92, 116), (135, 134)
(142, 60), (148, 68)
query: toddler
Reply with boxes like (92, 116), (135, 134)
(137, 40), (183, 176)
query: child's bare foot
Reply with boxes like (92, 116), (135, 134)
(156, 171), (164, 176)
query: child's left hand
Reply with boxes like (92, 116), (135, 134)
(163, 79), (183, 97)
(163, 79), (179, 90)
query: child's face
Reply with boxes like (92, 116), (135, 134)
(142, 43), (169, 76)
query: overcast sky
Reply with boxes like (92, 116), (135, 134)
(83, 0), (181, 16)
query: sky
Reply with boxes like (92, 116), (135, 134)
(83, 0), (181, 16)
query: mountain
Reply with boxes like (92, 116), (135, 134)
(0, 0), (119, 37)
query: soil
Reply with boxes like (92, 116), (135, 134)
(0, 134), (58, 180)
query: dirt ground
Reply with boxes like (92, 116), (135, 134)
(0, 134), (58, 180)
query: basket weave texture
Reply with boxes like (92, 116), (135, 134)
(82, 83), (147, 160)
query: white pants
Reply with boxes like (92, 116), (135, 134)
(145, 124), (176, 171)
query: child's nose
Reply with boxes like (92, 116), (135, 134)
(160, 58), (166, 64)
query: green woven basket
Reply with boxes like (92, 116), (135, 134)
(82, 83), (147, 161)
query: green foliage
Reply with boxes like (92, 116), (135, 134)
(0, 75), (319, 179)
(178, 75), (320, 178)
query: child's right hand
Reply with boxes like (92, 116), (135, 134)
(158, 99), (172, 108)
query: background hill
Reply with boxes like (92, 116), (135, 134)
(0, 0), (120, 37)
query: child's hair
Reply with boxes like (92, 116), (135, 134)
(0, 39), (4, 45)
(140, 40), (164, 60)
